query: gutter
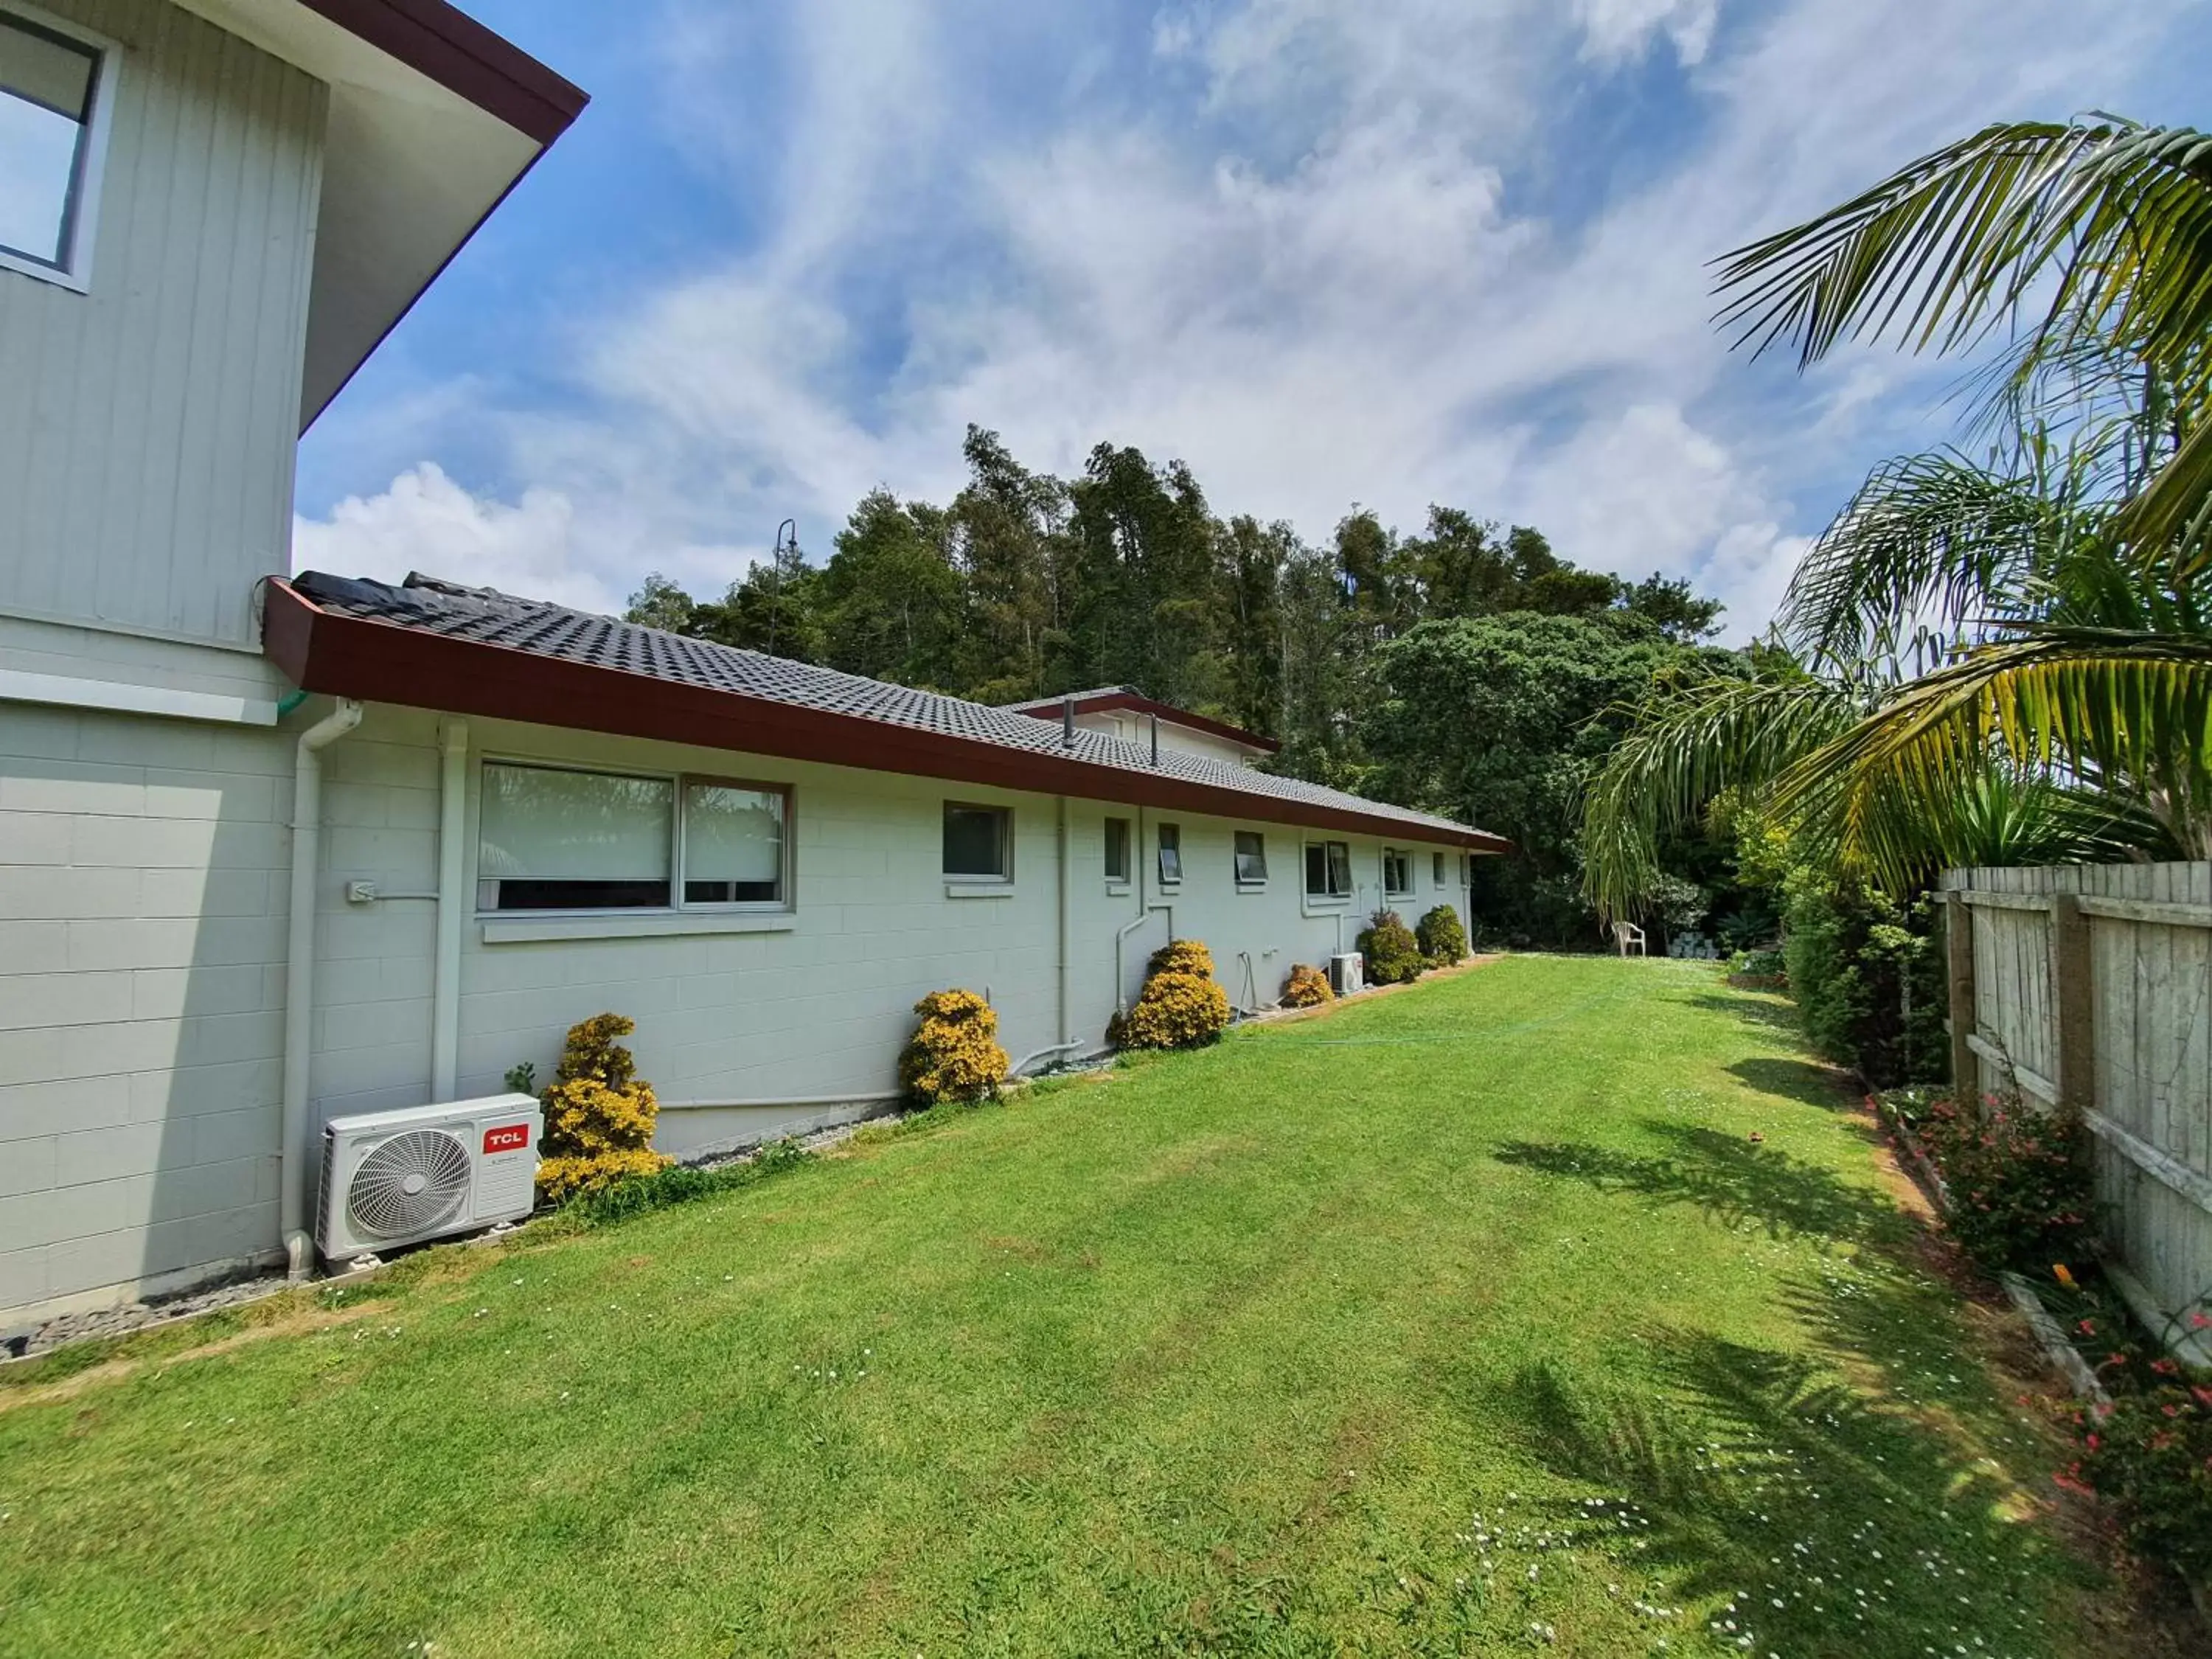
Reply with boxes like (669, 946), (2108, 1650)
(280, 697), (364, 1279)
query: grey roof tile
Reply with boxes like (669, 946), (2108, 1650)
(293, 571), (1490, 843)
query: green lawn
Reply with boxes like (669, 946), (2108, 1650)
(0, 957), (2156, 1657)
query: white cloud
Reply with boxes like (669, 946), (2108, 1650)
(1573, 0), (1720, 66)
(297, 0), (2191, 644)
(293, 464), (611, 613)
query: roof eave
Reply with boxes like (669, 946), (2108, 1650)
(1012, 691), (1281, 754)
(262, 580), (1509, 853)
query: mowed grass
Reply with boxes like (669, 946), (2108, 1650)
(0, 957), (2154, 1657)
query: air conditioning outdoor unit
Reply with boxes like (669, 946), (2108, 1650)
(1329, 951), (1364, 995)
(318, 1094), (541, 1262)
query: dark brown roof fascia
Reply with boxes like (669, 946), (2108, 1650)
(299, 0), (587, 142)
(263, 580), (1508, 852)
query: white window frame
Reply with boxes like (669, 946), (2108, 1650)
(1104, 815), (1132, 887)
(943, 801), (1014, 884)
(1304, 839), (1352, 902)
(1233, 829), (1267, 888)
(1382, 846), (1413, 900)
(473, 758), (793, 917)
(1156, 821), (1183, 886)
(0, 1), (119, 293)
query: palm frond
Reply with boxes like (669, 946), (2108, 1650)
(1580, 667), (1860, 921)
(1713, 118), (2212, 378)
(1779, 451), (2065, 672)
(1771, 629), (2212, 886)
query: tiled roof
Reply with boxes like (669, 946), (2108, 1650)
(288, 571), (1496, 846)
(999, 686), (1139, 711)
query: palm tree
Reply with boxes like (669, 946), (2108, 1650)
(1582, 117), (2212, 917)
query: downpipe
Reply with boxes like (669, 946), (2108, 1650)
(281, 698), (363, 1279)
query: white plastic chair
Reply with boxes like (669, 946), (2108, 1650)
(1612, 920), (1646, 958)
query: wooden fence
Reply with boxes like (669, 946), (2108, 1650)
(1939, 861), (2212, 1363)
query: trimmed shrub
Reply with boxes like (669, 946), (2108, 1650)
(1280, 963), (1334, 1008)
(1113, 936), (1231, 1050)
(898, 989), (1009, 1106)
(536, 1012), (672, 1204)
(1356, 909), (1424, 986)
(1148, 938), (1216, 979)
(1414, 904), (1468, 967)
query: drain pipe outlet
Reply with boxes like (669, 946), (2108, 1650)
(281, 698), (363, 1278)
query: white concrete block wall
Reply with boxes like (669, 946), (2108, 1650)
(0, 702), (293, 1317)
(0, 689), (1480, 1319)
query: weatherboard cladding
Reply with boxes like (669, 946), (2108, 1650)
(285, 572), (1495, 845)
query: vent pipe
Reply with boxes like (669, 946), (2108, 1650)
(1150, 713), (1159, 765)
(1062, 695), (1076, 747)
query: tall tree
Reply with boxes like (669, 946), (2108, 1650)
(949, 426), (1070, 702)
(1065, 443), (1224, 707)
(816, 490), (963, 687)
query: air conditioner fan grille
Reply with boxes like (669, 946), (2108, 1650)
(347, 1128), (473, 1241)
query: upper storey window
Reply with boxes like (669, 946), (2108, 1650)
(0, 7), (112, 289)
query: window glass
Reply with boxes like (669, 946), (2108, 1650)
(1384, 848), (1412, 896)
(1234, 830), (1267, 884)
(1157, 822), (1183, 883)
(1104, 816), (1131, 883)
(683, 783), (785, 905)
(1433, 851), (1446, 886)
(1305, 840), (1352, 899)
(944, 804), (1010, 879)
(0, 15), (98, 270)
(478, 764), (672, 911)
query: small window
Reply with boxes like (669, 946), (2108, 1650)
(1234, 830), (1267, 885)
(1383, 848), (1413, 897)
(682, 782), (786, 905)
(1157, 821), (1183, 884)
(1433, 851), (1446, 886)
(944, 803), (1011, 880)
(478, 763), (675, 911)
(1304, 840), (1352, 900)
(1104, 816), (1131, 884)
(0, 9), (111, 287)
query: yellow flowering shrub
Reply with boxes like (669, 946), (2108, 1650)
(1147, 939), (1217, 980)
(899, 988), (1009, 1105)
(535, 1012), (671, 1203)
(1280, 962), (1334, 1007)
(1114, 937), (1231, 1049)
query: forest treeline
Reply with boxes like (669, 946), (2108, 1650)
(627, 426), (1740, 945)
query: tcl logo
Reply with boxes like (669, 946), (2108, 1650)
(483, 1123), (532, 1154)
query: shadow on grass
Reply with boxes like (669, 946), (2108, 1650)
(1493, 1121), (1908, 1245)
(1488, 1312), (2086, 1659)
(1686, 990), (1806, 1039)
(1726, 1054), (1865, 1112)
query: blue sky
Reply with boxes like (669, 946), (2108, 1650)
(295, 0), (2208, 642)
